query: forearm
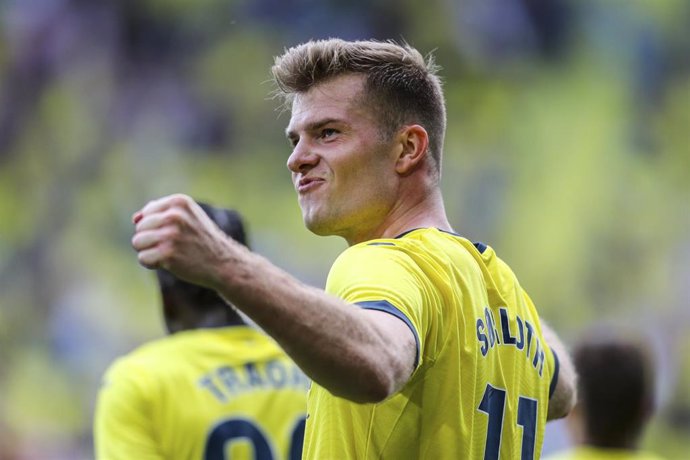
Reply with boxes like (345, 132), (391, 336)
(542, 321), (577, 420)
(130, 195), (413, 401)
(212, 240), (413, 403)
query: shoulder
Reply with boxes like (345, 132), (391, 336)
(542, 453), (575, 460)
(387, 227), (495, 264)
(100, 336), (176, 386)
(636, 452), (668, 460)
(542, 447), (591, 460)
(544, 447), (667, 460)
(333, 228), (461, 267)
(330, 238), (419, 275)
(326, 240), (429, 305)
(96, 347), (160, 424)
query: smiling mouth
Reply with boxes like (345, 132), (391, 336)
(297, 177), (325, 193)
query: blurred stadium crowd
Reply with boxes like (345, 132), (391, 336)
(0, 0), (688, 458)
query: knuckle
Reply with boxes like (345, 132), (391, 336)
(162, 208), (184, 227)
(163, 224), (180, 241)
(169, 194), (191, 208)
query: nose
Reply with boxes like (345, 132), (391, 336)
(287, 139), (319, 173)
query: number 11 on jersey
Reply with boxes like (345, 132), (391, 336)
(477, 383), (538, 460)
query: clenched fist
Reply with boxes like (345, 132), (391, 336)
(131, 194), (235, 289)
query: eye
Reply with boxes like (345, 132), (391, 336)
(319, 128), (338, 140)
(287, 136), (299, 148)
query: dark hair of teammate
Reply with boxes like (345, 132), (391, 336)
(573, 336), (656, 449)
(155, 203), (248, 333)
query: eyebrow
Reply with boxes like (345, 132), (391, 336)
(285, 118), (342, 140)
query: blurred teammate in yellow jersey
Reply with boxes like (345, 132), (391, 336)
(545, 333), (665, 460)
(130, 39), (577, 459)
(95, 203), (309, 460)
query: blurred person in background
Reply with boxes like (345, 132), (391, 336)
(95, 203), (309, 460)
(131, 39), (576, 459)
(545, 332), (664, 460)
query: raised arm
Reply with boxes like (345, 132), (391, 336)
(541, 321), (577, 420)
(131, 194), (416, 403)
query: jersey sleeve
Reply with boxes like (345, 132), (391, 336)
(94, 359), (164, 460)
(493, 248), (560, 396)
(326, 243), (430, 369)
(521, 285), (559, 395)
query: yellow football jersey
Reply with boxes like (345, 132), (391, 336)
(94, 326), (309, 460)
(303, 228), (559, 460)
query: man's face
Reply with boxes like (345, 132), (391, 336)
(286, 74), (401, 244)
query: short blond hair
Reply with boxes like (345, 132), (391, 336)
(272, 39), (446, 177)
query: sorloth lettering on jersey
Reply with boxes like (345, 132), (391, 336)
(198, 359), (310, 402)
(476, 307), (546, 377)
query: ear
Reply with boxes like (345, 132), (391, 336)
(395, 124), (429, 175)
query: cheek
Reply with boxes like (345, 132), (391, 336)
(357, 161), (395, 191)
(343, 172), (395, 214)
(330, 144), (395, 199)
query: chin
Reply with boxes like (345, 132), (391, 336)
(304, 219), (331, 236)
(303, 212), (337, 237)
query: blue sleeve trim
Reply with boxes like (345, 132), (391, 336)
(367, 242), (396, 246)
(549, 348), (560, 399)
(473, 242), (487, 253)
(356, 300), (420, 369)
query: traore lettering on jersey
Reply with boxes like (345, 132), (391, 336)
(198, 359), (310, 403)
(476, 306), (546, 377)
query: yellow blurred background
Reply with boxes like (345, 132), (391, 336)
(0, 0), (688, 458)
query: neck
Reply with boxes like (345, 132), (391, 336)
(166, 305), (245, 334)
(345, 186), (452, 246)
